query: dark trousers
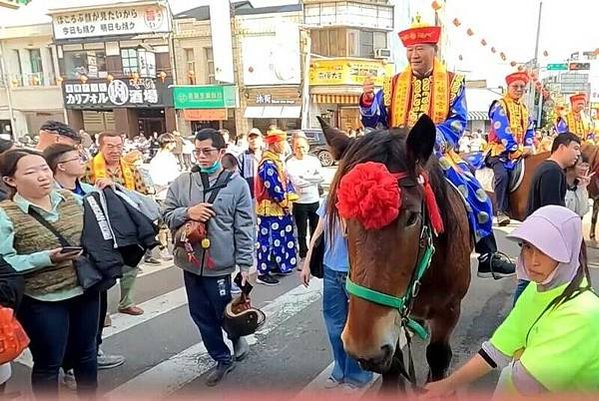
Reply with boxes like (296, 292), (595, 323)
(293, 202), (320, 258)
(184, 272), (233, 363)
(18, 291), (99, 398)
(474, 234), (498, 256)
(487, 156), (510, 213)
(97, 290), (108, 347)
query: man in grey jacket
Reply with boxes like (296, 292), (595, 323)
(163, 128), (255, 387)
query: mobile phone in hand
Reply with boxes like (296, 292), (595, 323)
(234, 272), (253, 296)
(60, 247), (83, 254)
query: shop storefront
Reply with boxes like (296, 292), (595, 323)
(243, 87), (301, 132)
(50, 1), (176, 137)
(62, 76), (174, 136)
(308, 58), (393, 129)
(173, 85), (238, 136)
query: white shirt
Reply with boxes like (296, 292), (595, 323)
(458, 136), (471, 153)
(286, 155), (324, 204)
(149, 150), (181, 187)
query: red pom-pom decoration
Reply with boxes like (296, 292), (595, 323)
(336, 162), (400, 230)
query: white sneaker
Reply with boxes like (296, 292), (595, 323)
(159, 248), (173, 261)
(324, 377), (341, 389)
(60, 369), (77, 391)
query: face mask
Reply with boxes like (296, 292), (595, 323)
(200, 160), (222, 175)
(540, 264), (560, 285)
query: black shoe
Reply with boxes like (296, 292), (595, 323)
(233, 337), (249, 361)
(257, 274), (279, 286)
(477, 253), (516, 279)
(496, 212), (511, 227)
(205, 361), (235, 387)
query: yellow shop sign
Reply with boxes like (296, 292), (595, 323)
(309, 58), (394, 86)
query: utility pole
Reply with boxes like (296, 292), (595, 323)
(531, 1), (543, 125)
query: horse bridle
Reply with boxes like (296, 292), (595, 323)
(344, 172), (435, 388)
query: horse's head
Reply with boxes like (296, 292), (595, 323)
(320, 115), (441, 372)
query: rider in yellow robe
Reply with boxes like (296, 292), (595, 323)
(359, 19), (515, 278)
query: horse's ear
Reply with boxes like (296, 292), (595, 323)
(317, 116), (353, 160)
(406, 114), (436, 165)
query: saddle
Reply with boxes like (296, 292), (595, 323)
(475, 158), (525, 194)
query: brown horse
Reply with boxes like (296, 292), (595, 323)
(504, 152), (550, 221)
(319, 115), (472, 390)
(581, 142), (599, 240)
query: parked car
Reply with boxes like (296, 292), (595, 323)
(287, 129), (334, 167)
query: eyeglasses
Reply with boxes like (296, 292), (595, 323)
(194, 148), (219, 156)
(510, 85), (526, 90)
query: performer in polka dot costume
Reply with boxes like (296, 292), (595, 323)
(254, 129), (299, 285)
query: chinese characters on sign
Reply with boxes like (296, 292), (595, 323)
(63, 78), (172, 109)
(173, 86), (238, 109)
(309, 59), (394, 86)
(255, 94), (295, 105)
(52, 5), (170, 40)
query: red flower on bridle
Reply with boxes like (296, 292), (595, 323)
(336, 162), (401, 230)
(336, 162), (445, 234)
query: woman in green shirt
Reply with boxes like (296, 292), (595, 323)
(424, 205), (599, 397)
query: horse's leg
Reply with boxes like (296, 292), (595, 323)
(426, 303), (460, 382)
(591, 200), (598, 241)
(379, 342), (406, 394)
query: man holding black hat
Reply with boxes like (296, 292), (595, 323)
(163, 128), (255, 386)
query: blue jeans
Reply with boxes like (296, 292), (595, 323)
(513, 279), (530, 306)
(18, 291), (99, 398)
(184, 271), (233, 363)
(323, 267), (373, 387)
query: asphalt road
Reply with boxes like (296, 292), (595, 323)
(6, 166), (599, 399)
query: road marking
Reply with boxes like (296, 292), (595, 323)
(137, 262), (174, 278)
(15, 287), (189, 369)
(108, 280), (324, 399)
(295, 332), (407, 396)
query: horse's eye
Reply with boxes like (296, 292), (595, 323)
(406, 211), (420, 227)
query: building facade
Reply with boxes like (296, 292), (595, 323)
(304, 0), (395, 129)
(172, 7), (239, 137)
(0, 22), (64, 139)
(237, 4), (304, 133)
(49, 0), (176, 137)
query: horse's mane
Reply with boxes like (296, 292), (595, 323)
(327, 128), (462, 243)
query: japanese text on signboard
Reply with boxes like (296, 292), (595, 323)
(52, 5), (169, 40)
(63, 79), (166, 108)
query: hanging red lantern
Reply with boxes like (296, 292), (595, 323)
(543, 50), (549, 57)
(431, 1), (442, 11)
(56, 76), (63, 84)
(458, 54), (463, 61)
(480, 39), (487, 46)
(517, 65), (524, 71)
(500, 52), (506, 61)
(452, 18), (461, 27)
(510, 61), (517, 67)
(79, 75), (88, 84)
(491, 47), (496, 53)
(466, 28), (474, 36)
(106, 74), (114, 82)
(159, 71), (167, 83)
